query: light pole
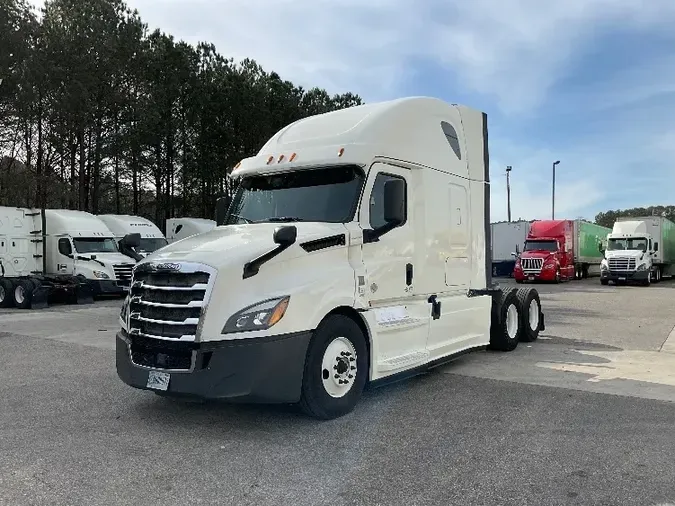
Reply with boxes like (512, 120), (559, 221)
(552, 160), (560, 219)
(506, 166), (512, 222)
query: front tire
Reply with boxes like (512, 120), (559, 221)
(299, 315), (368, 420)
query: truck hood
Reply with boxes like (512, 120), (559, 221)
(82, 252), (135, 266)
(604, 250), (645, 259)
(139, 222), (349, 269)
(520, 251), (555, 259)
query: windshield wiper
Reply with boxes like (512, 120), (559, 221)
(264, 217), (305, 223)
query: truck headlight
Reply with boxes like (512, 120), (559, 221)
(222, 296), (290, 334)
(120, 296), (129, 330)
(93, 270), (110, 279)
(637, 263), (647, 271)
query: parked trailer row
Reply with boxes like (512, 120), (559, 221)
(0, 208), (135, 309)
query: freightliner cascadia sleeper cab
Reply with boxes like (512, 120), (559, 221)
(116, 97), (545, 419)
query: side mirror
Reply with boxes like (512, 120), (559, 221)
(598, 242), (605, 254)
(273, 225), (297, 246)
(510, 252), (518, 258)
(654, 242), (659, 252)
(121, 233), (141, 248)
(383, 179), (406, 225)
(215, 197), (229, 225)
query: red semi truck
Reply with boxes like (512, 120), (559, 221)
(513, 219), (610, 283)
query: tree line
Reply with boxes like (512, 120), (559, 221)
(594, 206), (675, 228)
(0, 0), (362, 230)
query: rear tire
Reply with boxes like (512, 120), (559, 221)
(515, 287), (541, 342)
(0, 278), (14, 308)
(489, 289), (522, 352)
(13, 279), (35, 309)
(299, 315), (368, 420)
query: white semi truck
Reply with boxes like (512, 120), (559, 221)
(166, 218), (216, 243)
(116, 97), (545, 419)
(98, 214), (168, 260)
(490, 220), (530, 277)
(600, 215), (675, 286)
(0, 207), (136, 308)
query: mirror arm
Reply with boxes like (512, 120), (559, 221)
(363, 220), (399, 244)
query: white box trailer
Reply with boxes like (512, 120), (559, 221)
(0, 207), (136, 308)
(98, 214), (168, 259)
(166, 217), (216, 243)
(490, 220), (530, 277)
(116, 96), (546, 419)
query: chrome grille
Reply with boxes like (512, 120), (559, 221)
(127, 262), (215, 344)
(521, 258), (543, 273)
(113, 263), (134, 286)
(608, 257), (636, 271)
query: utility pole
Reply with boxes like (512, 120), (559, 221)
(506, 166), (512, 222)
(552, 160), (560, 219)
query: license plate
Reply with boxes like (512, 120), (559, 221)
(147, 370), (170, 391)
(528, 275), (534, 281)
(619, 277), (626, 281)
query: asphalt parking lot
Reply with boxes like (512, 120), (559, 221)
(1, 279), (675, 506)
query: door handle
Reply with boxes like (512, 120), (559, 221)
(406, 263), (413, 286)
(428, 294), (441, 320)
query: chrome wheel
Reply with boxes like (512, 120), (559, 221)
(321, 337), (357, 398)
(528, 298), (540, 331)
(506, 303), (519, 340)
(14, 285), (25, 305)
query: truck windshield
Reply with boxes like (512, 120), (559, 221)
(73, 238), (119, 253)
(225, 165), (365, 225)
(607, 237), (647, 251)
(523, 240), (558, 252)
(138, 237), (168, 253)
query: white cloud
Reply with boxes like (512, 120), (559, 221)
(122, 0), (675, 114)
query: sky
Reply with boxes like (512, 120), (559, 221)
(30, 0), (675, 222)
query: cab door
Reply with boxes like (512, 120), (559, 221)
(359, 162), (430, 378)
(55, 237), (75, 275)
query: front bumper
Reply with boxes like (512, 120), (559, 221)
(90, 279), (128, 295)
(513, 269), (556, 282)
(116, 330), (312, 403)
(600, 269), (649, 282)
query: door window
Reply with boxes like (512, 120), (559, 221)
(58, 238), (72, 257)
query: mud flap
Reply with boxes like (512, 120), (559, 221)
(30, 285), (50, 310)
(76, 283), (94, 305)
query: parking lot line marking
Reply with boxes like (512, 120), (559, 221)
(660, 325), (675, 354)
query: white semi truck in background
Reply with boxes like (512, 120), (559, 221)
(0, 207), (136, 308)
(600, 215), (675, 286)
(166, 217), (216, 243)
(98, 214), (168, 259)
(490, 220), (530, 277)
(116, 97), (545, 419)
